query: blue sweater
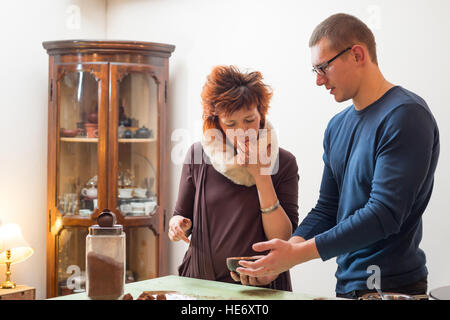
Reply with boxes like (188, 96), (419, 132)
(293, 86), (440, 294)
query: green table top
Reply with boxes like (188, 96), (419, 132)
(49, 275), (331, 300)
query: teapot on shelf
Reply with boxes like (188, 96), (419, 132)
(134, 126), (152, 139)
(81, 186), (97, 199)
(87, 103), (99, 124)
(81, 175), (98, 199)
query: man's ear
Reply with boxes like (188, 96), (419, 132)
(352, 45), (366, 64)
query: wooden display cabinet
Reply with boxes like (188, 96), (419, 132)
(43, 40), (175, 298)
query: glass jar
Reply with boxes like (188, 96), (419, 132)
(86, 210), (125, 300)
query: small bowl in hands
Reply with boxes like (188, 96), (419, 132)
(226, 256), (260, 275)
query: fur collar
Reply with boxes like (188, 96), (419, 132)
(201, 121), (279, 187)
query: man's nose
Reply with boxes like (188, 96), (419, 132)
(316, 73), (327, 86)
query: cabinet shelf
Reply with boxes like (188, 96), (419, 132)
(61, 213), (158, 227)
(60, 137), (98, 143)
(119, 138), (156, 143)
(62, 215), (93, 227)
(60, 137), (157, 143)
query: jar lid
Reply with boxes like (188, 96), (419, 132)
(89, 224), (123, 236)
(89, 209), (123, 235)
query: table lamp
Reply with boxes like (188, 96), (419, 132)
(0, 223), (34, 289)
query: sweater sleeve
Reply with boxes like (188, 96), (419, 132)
(274, 155), (300, 232)
(173, 144), (196, 220)
(315, 104), (437, 261)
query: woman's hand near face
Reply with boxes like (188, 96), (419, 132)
(168, 215), (192, 243)
(236, 139), (271, 179)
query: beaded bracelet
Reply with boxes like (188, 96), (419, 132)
(261, 200), (280, 214)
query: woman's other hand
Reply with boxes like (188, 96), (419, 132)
(230, 271), (278, 287)
(168, 216), (192, 243)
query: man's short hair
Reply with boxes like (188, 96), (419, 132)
(309, 13), (378, 65)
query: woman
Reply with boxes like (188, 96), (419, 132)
(168, 65), (299, 290)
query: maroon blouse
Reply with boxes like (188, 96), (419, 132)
(173, 142), (299, 291)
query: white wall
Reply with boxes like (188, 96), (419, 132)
(106, 0), (450, 298)
(1, 0), (449, 299)
(0, 0), (106, 299)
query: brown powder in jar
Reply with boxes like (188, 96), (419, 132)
(87, 251), (124, 300)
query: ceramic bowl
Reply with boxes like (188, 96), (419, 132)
(61, 128), (80, 137)
(226, 256), (260, 274)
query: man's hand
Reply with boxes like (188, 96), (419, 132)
(236, 237), (319, 277)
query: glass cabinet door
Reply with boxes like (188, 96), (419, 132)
(110, 65), (160, 219)
(58, 70), (98, 217)
(53, 63), (108, 295)
(55, 64), (108, 219)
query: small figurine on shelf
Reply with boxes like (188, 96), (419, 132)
(62, 193), (78, 216)
(119, 99), (128, 124)
(76, 122), (86, 137)
(118, 170), (134, 189)
(118, 124), (126, 138)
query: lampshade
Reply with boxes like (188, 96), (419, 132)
(0, 223), (34, 265)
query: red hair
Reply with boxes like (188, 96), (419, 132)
(201, 65), (273, 133)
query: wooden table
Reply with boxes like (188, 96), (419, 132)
(0, 285), (35, 300)
(49, 275), (331, 300)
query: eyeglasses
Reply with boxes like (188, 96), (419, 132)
(312, 47), (352, 76)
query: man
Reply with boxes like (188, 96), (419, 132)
(237, 13), (440, 299)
